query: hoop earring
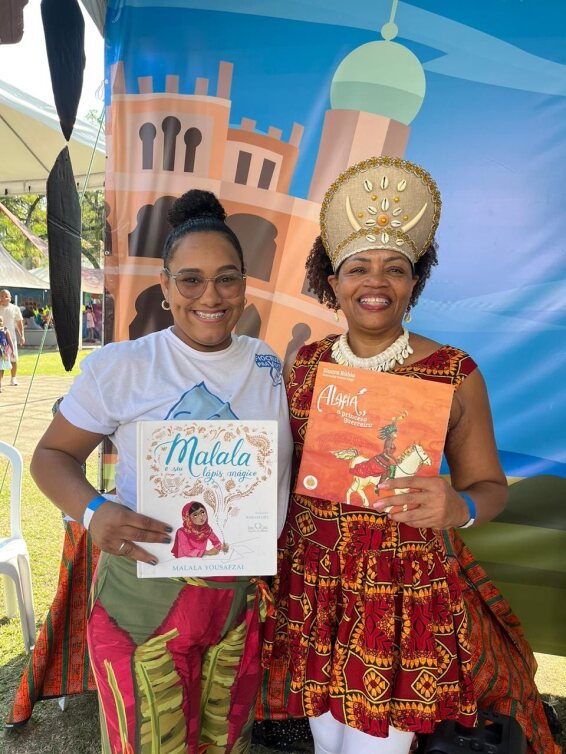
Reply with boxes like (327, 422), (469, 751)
(403, 308), (412, 324)
(161, 299), (171, 311)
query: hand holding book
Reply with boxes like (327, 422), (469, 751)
(374, 475), (472, 528)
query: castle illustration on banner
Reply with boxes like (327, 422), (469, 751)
(104, 12), (426, 358)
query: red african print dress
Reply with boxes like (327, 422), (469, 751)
(261, 337), (478, 738)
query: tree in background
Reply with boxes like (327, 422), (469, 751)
(0, 189), (105, 269)
(0, 195), (46, 268)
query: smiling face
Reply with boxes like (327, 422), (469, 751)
(328, 249), (418, 341)
(160, 231), (246, 352)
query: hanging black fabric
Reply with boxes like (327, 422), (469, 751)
(0, 0), (28, 44)
(41, 0), (85, 141)
(47, 147), (82, 371)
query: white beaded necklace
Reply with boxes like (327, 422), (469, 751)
(331, 328), (413, 372)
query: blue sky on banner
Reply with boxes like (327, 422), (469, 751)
(106, 0), (566, 477)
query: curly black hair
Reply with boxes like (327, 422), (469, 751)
(305, 236), (438, 312)
(162, 189), (245, 271)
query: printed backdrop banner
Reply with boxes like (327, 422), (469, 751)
(104, 0), (565, 653)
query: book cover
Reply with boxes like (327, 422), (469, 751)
(136, 420), (278, 578)
(296, 363), (453, 509)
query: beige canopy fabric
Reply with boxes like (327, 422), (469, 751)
(0, 79), (105, 195)
(79, 0), (106, 34)
(0, 242), (49, 290)
(30, 264), (103, 294)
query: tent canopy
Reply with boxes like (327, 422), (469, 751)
(30, 264), (103, 294)
(0, 242), (50, 290)
(0, 79), (105, 195)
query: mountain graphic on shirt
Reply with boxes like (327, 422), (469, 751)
(165, 381), (238, 420)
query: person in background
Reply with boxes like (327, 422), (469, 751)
(30, 189), (293, 754)
(0, 315), (15, 392)
(85, 305), (95, 342)
(0, 289), (24, 386)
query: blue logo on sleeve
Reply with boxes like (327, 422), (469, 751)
(255, 354), (282, 386)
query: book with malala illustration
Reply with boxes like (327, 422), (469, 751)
(296, 363), (454, 509)
(137, 420), (278, 578)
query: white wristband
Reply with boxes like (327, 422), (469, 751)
(82, 494), (108, 530)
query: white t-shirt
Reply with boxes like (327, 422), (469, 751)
(60, 329), (293, 534)
(0, 302), (23, 332)
(0, 303), (22, 354)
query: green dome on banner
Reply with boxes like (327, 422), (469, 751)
(330, 39), (426, 125)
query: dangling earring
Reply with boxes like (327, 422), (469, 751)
(333, 306), (340, 323)
(161, 299), (171, 311)
(403, 308), (412, 324)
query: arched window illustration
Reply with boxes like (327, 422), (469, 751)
(258, 159), (276, 189)
(129, 284), (173, 340)
(226, 214), (277, 282)
(162, 116), (181, 171)
(235, 303), (261, 338)
(235, 151), (252, 185)
(184, 127), (202, 172)
(139, 123), (157, 169)
(128, 195), (177, 258)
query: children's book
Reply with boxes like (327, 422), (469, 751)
(137, 420), (278, 578)
(296, 363), (453, 509)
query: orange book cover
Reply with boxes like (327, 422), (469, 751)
(296, 363), (454, 509)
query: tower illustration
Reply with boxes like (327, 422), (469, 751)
(104, 7), (427, 358)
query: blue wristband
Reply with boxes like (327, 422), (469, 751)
(458, 492), (476, 528)
(82, 494), (108, 529)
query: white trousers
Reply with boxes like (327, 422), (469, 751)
(309, 711), (414, 754)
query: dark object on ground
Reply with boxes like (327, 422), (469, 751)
(252, 719), (314, 752)
(41, 0), (85, 140)
(46, 147), (82, 371)
(424, 709), (527, 753)
(543, 699), (564, 738)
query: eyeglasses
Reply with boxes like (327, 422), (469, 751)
(164, 269), (246, 299)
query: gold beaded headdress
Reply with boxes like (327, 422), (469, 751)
(320, 156), (441, 271)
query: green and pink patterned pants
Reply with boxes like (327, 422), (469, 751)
(87, 553), (265, 754)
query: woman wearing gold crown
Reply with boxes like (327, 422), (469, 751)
(260, 156), (510, 754)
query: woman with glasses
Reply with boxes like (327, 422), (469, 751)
(30, 189), (293, 754)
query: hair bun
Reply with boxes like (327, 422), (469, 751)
(168, 189), (226, 228)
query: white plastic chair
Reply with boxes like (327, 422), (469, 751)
(0, 441), (36, 652)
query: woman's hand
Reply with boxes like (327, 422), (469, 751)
(89, 501), (173, 564)
(372, 475), (470, 529)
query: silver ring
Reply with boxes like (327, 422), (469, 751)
(118, 540), (127, 553)
(402, 503), (408, 513)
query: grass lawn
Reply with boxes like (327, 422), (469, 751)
(0, 458), (101, 754)
(15, 349), (91, 378)
(1, 347), (102, 753)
